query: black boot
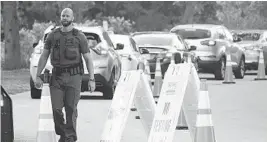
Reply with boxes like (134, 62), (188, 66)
(58, 136), (65, 142)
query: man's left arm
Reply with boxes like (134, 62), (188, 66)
(82, 53), (94, 80)
(80, 33), (94, 80)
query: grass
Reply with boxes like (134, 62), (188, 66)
(1, 68), (30, 95)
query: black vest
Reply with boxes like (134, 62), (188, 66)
(50, 28), (82, 68)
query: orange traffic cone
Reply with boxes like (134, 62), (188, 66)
(223, 52), (235, 84)
(36, 70), (57, 142)
(153, 58), (163, 98)
(176, 107), (188, 130)
(194, 80), (216, 142)
(144, 60), (153, 90)
(187, 54), (192, 63)
(255, 49), (267, 80)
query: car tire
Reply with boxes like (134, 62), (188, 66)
(234, 56), (245, 79)
(30, 77), (41, 99)
(214, 57), (226, 80)
(174, 53), (182, 64)
(102, 71), (116, 100)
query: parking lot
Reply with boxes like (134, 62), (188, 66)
(3, 2), (267, 142)
(9, 71), (267, 142)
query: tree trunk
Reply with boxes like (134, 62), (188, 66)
(3, 1), (21, 70)
(181, 2), (196, 24)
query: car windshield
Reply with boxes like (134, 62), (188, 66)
(133, 35), (173, 46)
(237, 33), (261, 41)
(172, 29), (211, 39)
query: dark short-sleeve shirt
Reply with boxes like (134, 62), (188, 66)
(78, 32), (90, 54)
(44, 28), (90, 54)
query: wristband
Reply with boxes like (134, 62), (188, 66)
(89, 78), (95, 82)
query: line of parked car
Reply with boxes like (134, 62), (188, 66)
(29, 24), (267, 99)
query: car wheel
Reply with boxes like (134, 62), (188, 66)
(103, 71), (116, 99)
(234, 56), (245, 79)
(174, 53), (182, 64)
(30, 77), (41, 99)
(214, 57), (226, 80)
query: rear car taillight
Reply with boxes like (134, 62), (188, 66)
(201, 40), (216, 46)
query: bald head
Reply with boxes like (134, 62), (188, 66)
(61, 8), (74, 17)
(60, 8), (74, 27)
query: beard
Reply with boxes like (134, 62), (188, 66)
(61, 20), (72, 27)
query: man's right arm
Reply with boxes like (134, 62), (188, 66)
(36, 49), (50, 78)
(36, 33), (52, 78)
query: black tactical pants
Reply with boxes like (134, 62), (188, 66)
(49, 71), (82, 142)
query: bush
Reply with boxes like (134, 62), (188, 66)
(107, 16), (135, 34)
(31, 21), (53, 42)
(74, 19), (99, 27)
(18, 21), (53, 68)
(19, 28), (37, 68)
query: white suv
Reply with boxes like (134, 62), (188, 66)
(29, 25), (122, 99)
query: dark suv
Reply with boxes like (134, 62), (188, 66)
(171, 24), (246, 80)
(30, 26), (122, 99)
(132, 32), (197, 81)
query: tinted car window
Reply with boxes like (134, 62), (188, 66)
(172, 29), (211, 39)
(133, 35), (173, 46)
(83, 32), (101, 49)
(237, 33), (261, 41)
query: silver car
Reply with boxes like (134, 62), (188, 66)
(171, 24), (246, 80)
(232, 30), (264, 70)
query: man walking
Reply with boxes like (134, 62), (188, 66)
(35, 8), (95, 142)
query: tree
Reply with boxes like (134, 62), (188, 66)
(217, 1), (267, 30)
(173, 1), (220, 25)
(2, 1), (21, 69)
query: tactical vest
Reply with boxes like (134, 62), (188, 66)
(50, 28), (83, 68)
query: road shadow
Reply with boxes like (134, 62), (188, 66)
(199, 77), (221, 81)
(245, 72), (257, 76)
(80, 95), (107, 100)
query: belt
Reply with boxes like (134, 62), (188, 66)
(53, 65), (83, 76)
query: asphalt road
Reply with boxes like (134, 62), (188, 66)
(8, 71), (267, 142)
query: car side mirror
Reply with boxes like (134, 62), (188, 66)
(140, 48), (149, 54)
(189, 45), (197, 51)
(116, 43), (124, 50)
(233, 37), (242, 42)
(33, 42), (38, 48)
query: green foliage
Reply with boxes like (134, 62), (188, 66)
(15, 21), (53, 68)
(74, 17), (135, 34)
(3, 1), (267, 69)
(217, 1), (267, 30)
(31, 21), (53, 42)
(107, 16), (135, 34)
(19, 28), (36, 68)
